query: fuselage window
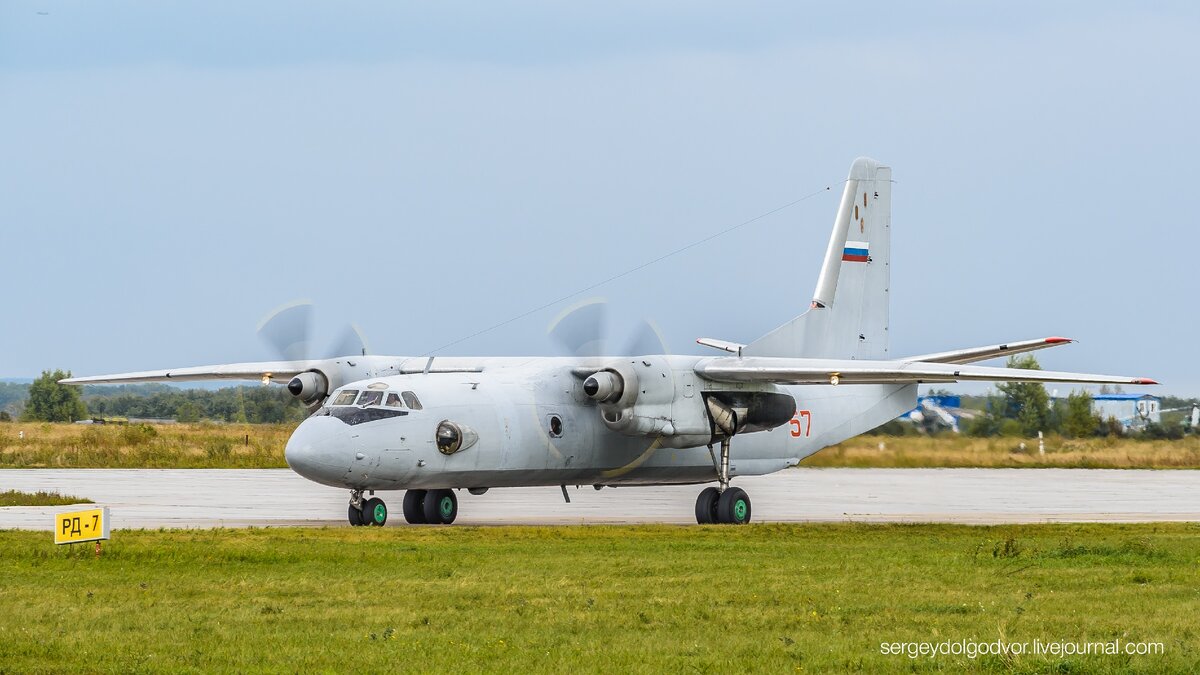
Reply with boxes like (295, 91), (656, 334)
(332, 390), (359, 406)
(401, 391), (423, 410)
(548, 415), (563, 438)
(356, 390), (384, 407)
(384, 392), (405, 408)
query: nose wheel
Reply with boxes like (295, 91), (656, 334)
(348, 490), (388, 526)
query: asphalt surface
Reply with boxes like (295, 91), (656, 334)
(3, 468), (1199, 529)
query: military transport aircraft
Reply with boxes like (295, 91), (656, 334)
(62, 158), (1156, 526)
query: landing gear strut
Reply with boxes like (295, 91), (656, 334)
(348, 490), (388, 527)
(696, 436), (752, 525)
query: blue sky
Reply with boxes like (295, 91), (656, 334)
(2, 1), (1197, 394)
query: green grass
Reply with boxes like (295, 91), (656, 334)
(0, 524), (1196, 672)
(0, 490), (92, 507)
(0, 423), (291, 469)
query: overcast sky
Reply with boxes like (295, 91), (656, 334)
(2, 2), (1196, 394)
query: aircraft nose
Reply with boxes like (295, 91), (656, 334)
(285, 415), (348, 485)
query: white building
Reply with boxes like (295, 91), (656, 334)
(1091, 394), (1161, 430)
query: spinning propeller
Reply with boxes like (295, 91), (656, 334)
(543, 299), (670, 477)
(257, 301), (369, 362)
(547, 299), (668, 357)
(256, 301), (369, 406)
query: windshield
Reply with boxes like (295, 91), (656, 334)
(355, 390), (384, 407)
(402, 391), (423, 410)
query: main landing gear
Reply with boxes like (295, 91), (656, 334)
(347, 489), (459, 526)
(695, 436), (753, 525)
(403, 489), (458, 525)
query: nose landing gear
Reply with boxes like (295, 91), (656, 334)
(347, 490), (388, 526)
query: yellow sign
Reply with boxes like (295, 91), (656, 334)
(54, 507), (110, 545)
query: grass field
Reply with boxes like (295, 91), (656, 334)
(0, 490), (92, 507)
(0, 423), (292, 469)
(803, 434), (1200, 469)
(2, 422), (1200, 470)
(0, 524), (1196, 672)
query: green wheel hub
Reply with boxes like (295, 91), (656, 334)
(733, 499), (748, 521)
(439, 496), (454, 519)
(372, 503), (387, 523)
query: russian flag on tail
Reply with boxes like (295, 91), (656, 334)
(842, 240), (869, 263)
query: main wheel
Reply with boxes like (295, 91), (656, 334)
(422, 489), (458, 525)
(403, 490), (428, 524)
(363, 497), (387, 527)
(716, 487), (752, 525)
(348, 503), (365, 526)
(695, 486), (720, 524)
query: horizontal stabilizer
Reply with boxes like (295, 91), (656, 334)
(695, 338), (745, 355)
(695, 357), (1157, 386)
(904, 337), (1074, 365)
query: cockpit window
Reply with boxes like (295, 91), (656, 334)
(384, 392), (404, 408)
(332, 390), (359, 406)
(401, 391), (422, 410)
(356, 390), (384, 407)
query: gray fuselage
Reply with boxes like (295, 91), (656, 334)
(283, 355), (917, 492)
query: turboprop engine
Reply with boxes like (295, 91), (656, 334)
(581, 356), (796, 448)
(287, 371), (329, 405)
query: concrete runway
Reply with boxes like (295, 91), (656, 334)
(2, 468), (1199, 529)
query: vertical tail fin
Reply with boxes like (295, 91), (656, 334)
(743, 157), (892, 359)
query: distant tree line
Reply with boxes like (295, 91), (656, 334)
(84, 383), (308, 423)
(4, 371), (308, 424)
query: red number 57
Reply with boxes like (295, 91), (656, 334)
(789, 410), (812, 438)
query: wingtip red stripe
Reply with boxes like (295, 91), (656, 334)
(1133, 378), (1159, 385)
(1045, 336), (1073, 344)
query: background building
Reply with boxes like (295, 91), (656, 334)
(1092, 394), (1161, 430)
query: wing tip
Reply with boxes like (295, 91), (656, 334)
(1132, 378), (1159, 385)
(1045, 336), (1074, 344)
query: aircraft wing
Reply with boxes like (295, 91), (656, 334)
(695, 357), (1157, 386)
(902, 336), (1074, 365)
(59, 360), (321, 385)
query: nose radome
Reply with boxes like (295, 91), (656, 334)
(285, 415), (349, 484)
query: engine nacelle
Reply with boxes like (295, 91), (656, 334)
(703, 391), (796, 438)
(287, 371), (329, 404)
(588, 358), (708, 445)
(583, 357), (796, 448)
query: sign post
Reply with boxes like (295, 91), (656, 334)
(54, 507), (110, 555)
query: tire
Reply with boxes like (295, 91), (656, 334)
(363, 497), (387, 527)
(422, 489), (458, 525)
(348, 503), (364, 526)
(403, 490), (428, 524)
(694, 487), (720, 524)
(716, 487), (752, 525)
